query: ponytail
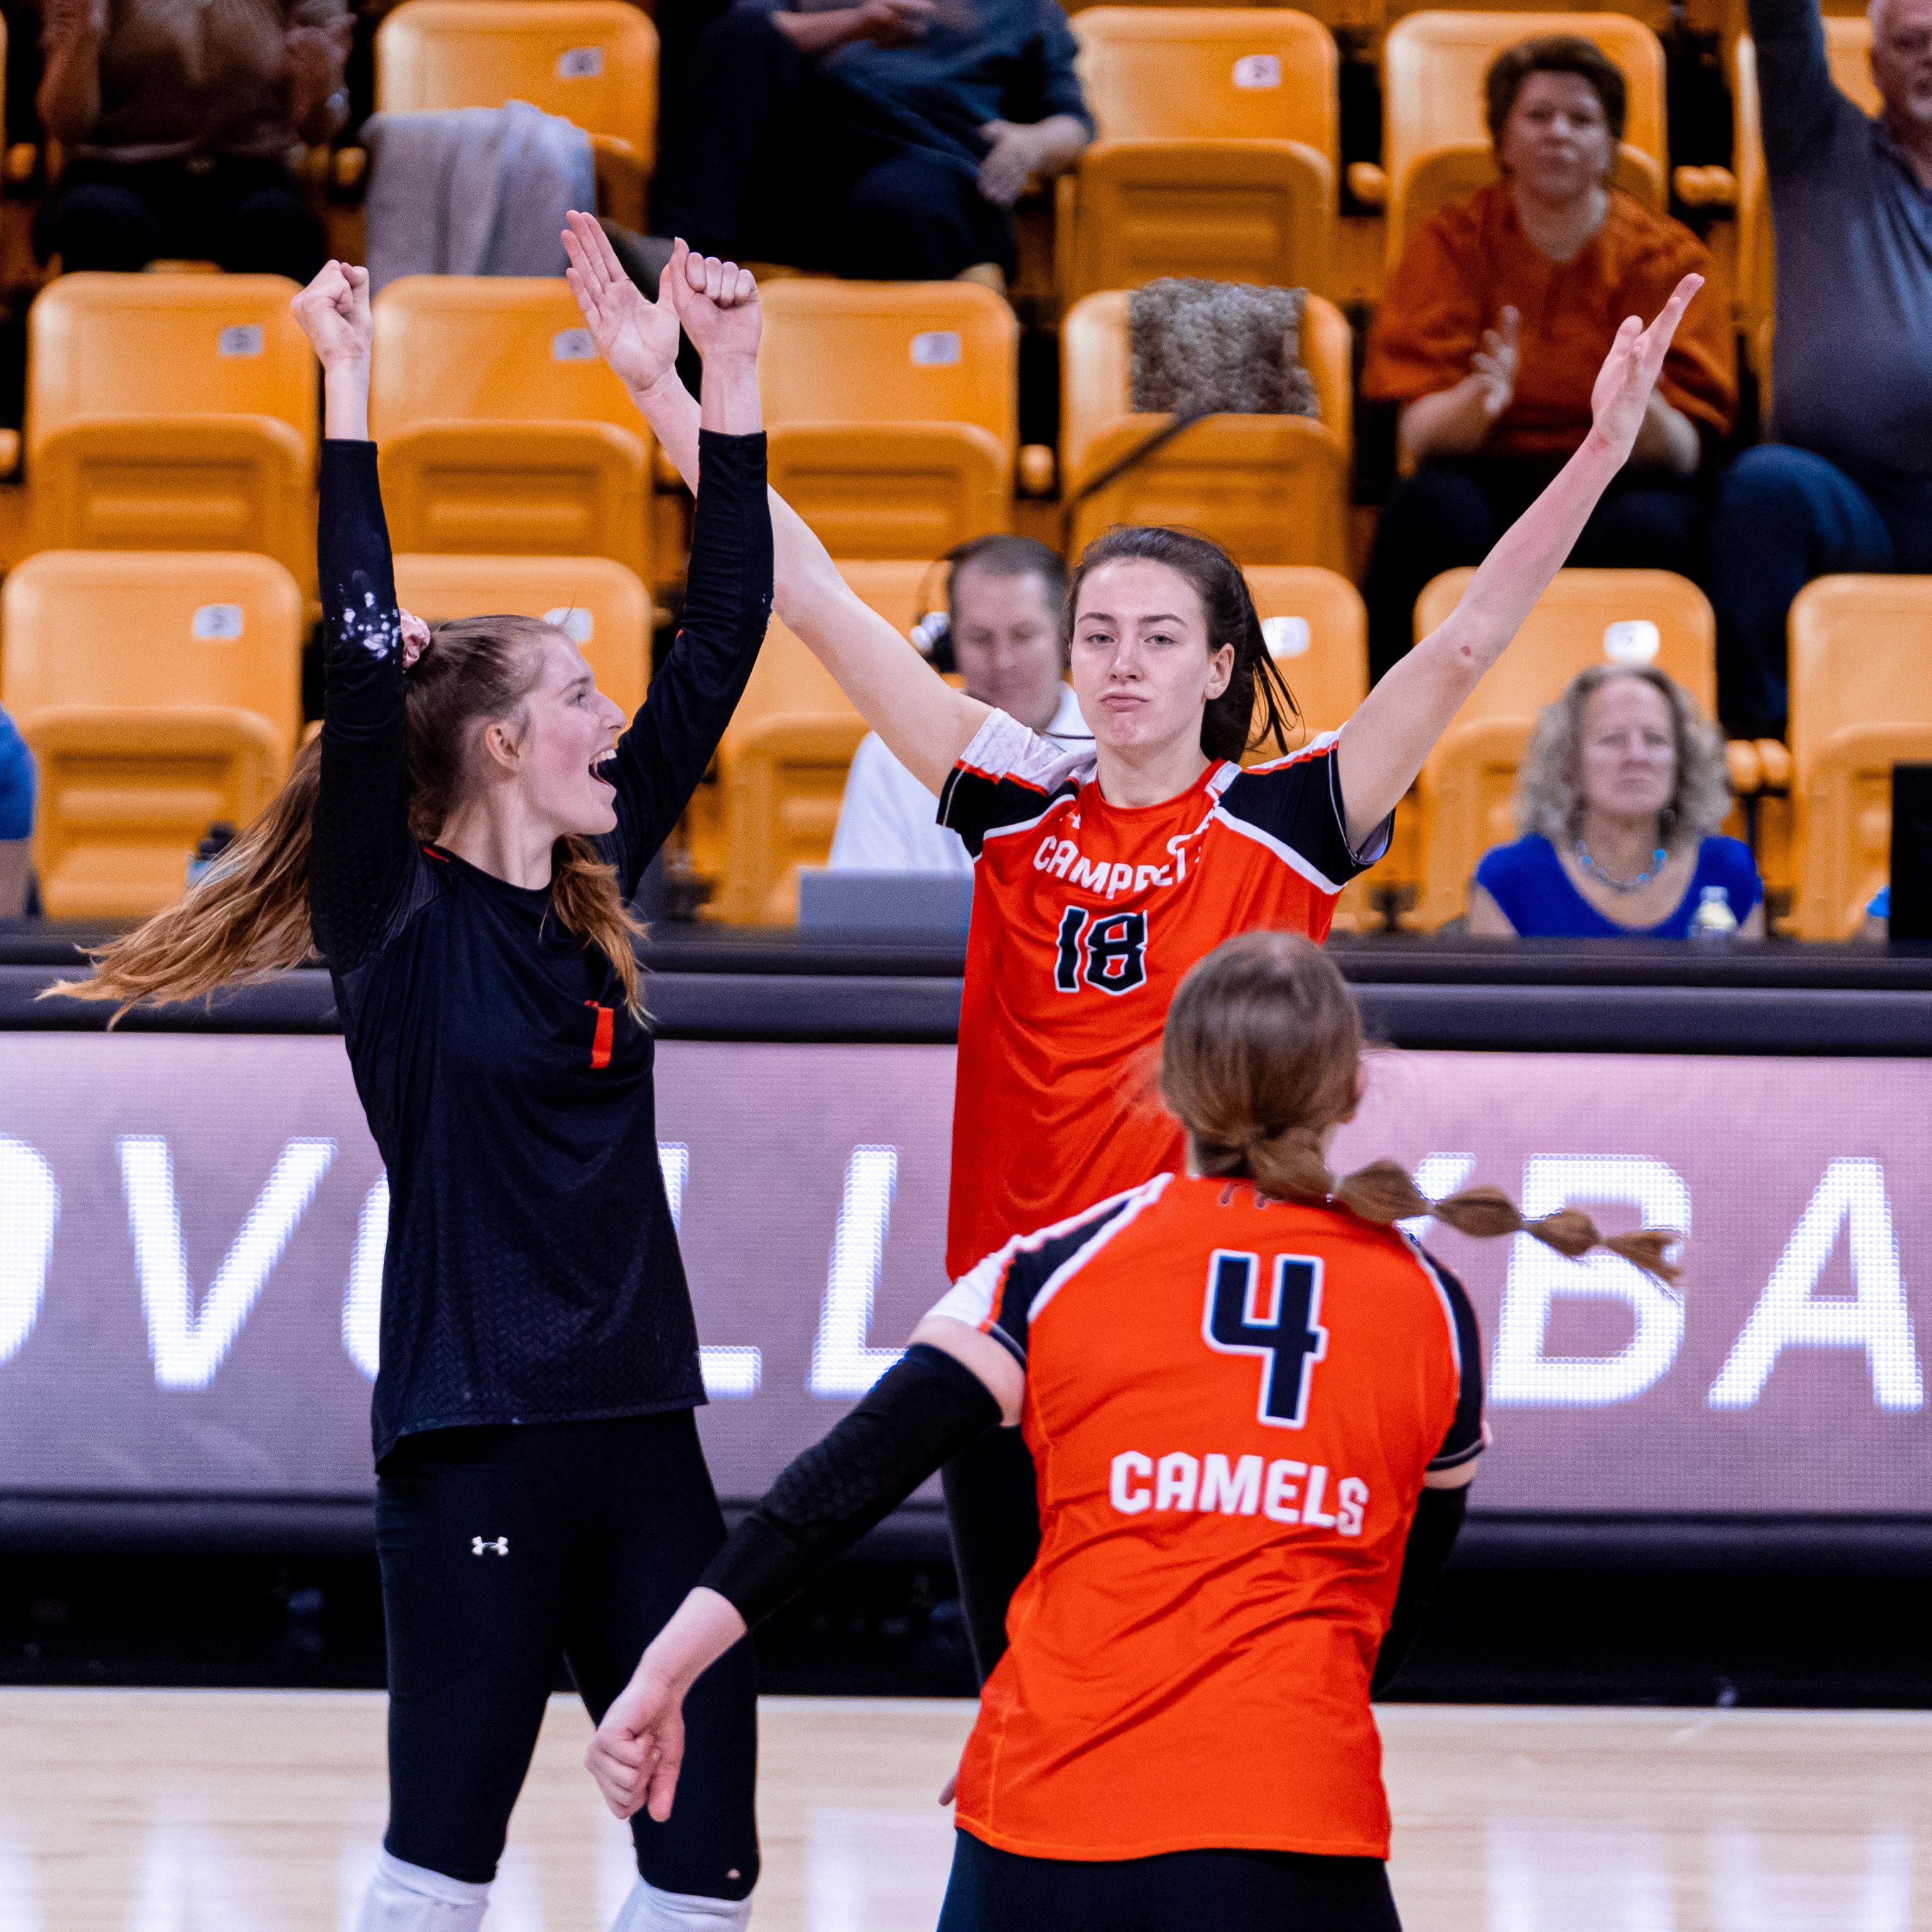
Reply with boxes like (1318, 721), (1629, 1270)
(48, 613), (649, 1021)
(51, 735), (325, 1018)
(1164, 933), (1683, 1287)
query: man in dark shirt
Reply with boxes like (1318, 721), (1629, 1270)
(1707, 0), (1932, 738)
(654, 0), (1091, 281)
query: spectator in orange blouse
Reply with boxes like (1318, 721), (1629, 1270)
(1360, 36), (1734, 681)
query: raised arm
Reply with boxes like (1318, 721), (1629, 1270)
(563, 214), (987, 796)
(1750, 0), (1853, 175)
(1333, 273), (1703, 848)
(601, 252), (775, 889)
(295, 263), (416, 974)
(583, 1317), (1019, 1823)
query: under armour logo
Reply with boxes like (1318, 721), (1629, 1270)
(472, 1536), (509, 1556)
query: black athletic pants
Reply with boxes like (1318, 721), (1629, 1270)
(375, 1411), (759, 1896)
(939, 1832), (1403, 1931)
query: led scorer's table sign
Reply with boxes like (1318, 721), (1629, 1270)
(0, 1036), (1926, 1516)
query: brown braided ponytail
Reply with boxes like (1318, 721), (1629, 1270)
(1160, 933), (1681, 1285)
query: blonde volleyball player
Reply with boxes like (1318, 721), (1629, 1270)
(57, 249), (774, 1932)
(582, 931), (1680, 1929)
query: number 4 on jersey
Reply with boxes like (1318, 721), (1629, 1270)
(1203, 1250), (1329, 1428)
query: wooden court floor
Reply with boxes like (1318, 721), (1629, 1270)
(1, 1692), (1928, 1929)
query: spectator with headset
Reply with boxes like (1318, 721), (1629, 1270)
(0, 705), (34, 918)
(830, 536), (1088, 874)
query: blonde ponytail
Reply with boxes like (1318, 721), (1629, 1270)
(1164, 933), (1683, 1287)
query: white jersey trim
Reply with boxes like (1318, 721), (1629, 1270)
(1210, 803), (1347, 898)
(928, 1174), (1173, 1350)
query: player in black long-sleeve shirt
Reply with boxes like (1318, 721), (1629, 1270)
(57, 249), (773, 1929)
(295, 254), (772, 1932)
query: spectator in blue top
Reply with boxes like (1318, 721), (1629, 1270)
(1469, 663), (1762, 937)
(655, 0), (1092, 281)
(0, 705), (36, 918)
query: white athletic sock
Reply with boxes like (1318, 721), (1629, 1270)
(355, 1849), (492, 1932)
(607, 1877), (754, 1931)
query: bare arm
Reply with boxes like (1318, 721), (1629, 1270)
(0, 842), (29, 918)
(37, 0), (105, 144)
(1465, 882), (1516, 936)
(771, 0), (933, 55)
(563, 215), (987, 795)
(1335, 273), (1704, 847)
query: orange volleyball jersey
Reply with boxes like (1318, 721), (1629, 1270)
(930, 1173), (1485, 1863)
(938, 711), (1388, 1278)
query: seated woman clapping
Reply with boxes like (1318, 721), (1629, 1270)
(1468, 663), (1763, 938)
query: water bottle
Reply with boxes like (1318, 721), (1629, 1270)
(1690, 884), (1738, 939)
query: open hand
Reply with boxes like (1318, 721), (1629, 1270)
(290, 259), (371, 369)
(563, 209), (680, 396)
(1588, 274), (1703, 464)
(586, 1663), (688, 1823)
(659, 242), (762, 364)
(977, 121), (1040, 207)
(1472, 305), (1519, 421)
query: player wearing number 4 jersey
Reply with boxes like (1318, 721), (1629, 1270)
(583, 934), (1682, 1929)
(560, 211), (1705, 1678)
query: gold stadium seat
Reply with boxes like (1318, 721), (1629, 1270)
(1788, 576), (1932, 940)
(370, 276), (653, 582)
(1732, 19), (1877, 393)
(375, 0), (658, 226)
(1061, 288), (1351, 568)
(1242, 565), (1394, 931)
(757, 280), (1019, 561)
(1363, 12), (1667, 271)
(707, 562), (936, 923)
(24, 274), (315, 581)
(1058, 8), (1338, 302)
(1411, 567), (1715, 927)
(393, 553), (653, 719)
(1, 550), (302, 917)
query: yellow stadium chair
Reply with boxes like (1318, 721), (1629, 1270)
(392, 553), (653, 720)
(1061, 287), (1351, 568)
(1367, 12), (1668, 271)
(375, 0), (658, 225)
(757, 280), (1019, 561)
(370, 276), (653, 582)
(1241, 565), (1397, 931)
(1, 550), (303, 917)
(1411, 566), (1716, 928)
(1058, 8), (1338, 302)
(24, 274), (315, 582)
(707, 563), (940, 923)
(1788, 576), (1932, 940)
(1732, 19), (1877, 394)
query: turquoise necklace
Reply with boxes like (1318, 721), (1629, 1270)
(1575, 838), (1668, 893)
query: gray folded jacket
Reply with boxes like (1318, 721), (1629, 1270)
(362, 100), (597, 293)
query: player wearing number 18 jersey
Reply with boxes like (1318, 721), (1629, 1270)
(939, 709), (1383, 1280)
